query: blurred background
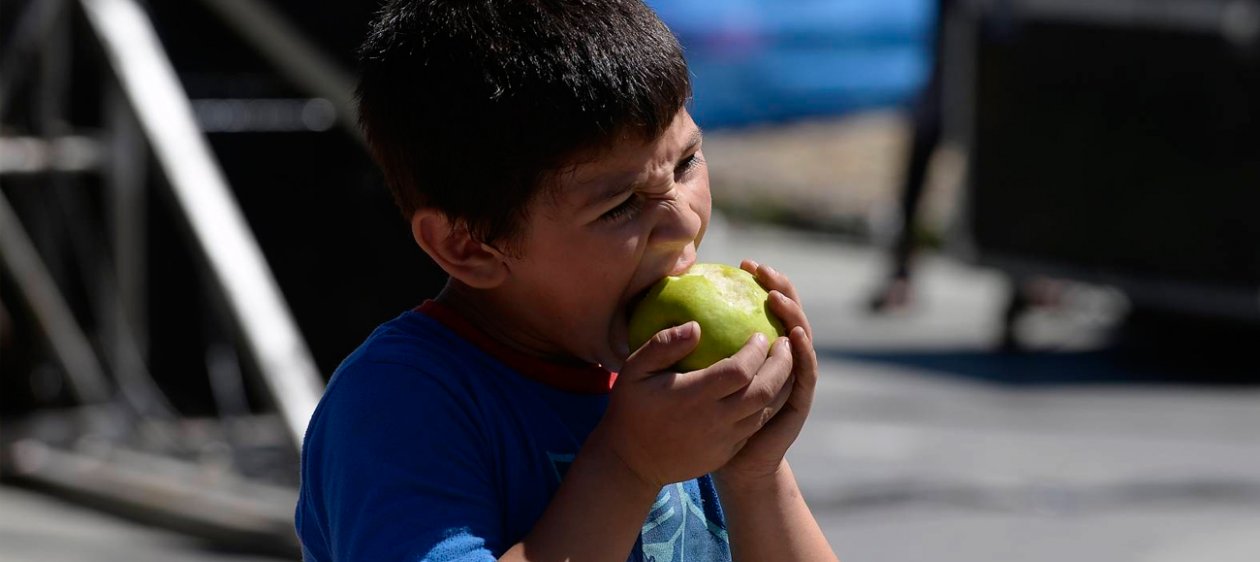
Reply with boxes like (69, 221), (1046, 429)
(1, 0), (1258, 560)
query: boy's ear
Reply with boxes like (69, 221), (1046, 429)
(410, 209), (509, 289)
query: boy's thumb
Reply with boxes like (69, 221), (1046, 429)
(622, 322), (700, 379)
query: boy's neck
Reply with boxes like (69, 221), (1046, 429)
(435, 280), (593, 368)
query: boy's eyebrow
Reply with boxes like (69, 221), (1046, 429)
(580, 172), (638, 210)
(685, 128), (703, 151)
(580, 127), (704, 209)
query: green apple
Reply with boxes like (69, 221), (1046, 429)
(628, 263), (786, 371)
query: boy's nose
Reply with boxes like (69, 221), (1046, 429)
(649, 201), (702, 252)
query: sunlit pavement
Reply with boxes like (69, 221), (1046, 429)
(0, 484), (286, 562)
(3, 216), (1259, 561)
(703, 216), (1260, 562)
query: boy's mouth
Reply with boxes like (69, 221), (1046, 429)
(612, 285), (654, 364)
(618, 253), (699, 356)
(626, 255), (698, 318)
(668, 248), (698, 277)
(627, 285), (652, 315)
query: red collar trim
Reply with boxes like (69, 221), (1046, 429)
(416, 300), (617, 395)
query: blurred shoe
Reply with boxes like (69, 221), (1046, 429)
(867, 277), (913, 314)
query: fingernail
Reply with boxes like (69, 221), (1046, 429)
(774, 336), (789, 352)
(676, 321), (697, 338)
(751, 332), (767, 346)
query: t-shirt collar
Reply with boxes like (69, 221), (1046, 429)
(417, 300), (617, 394)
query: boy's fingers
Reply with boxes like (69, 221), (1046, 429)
(744, 260), (813, 339)
(791, 326), (818, 389)
(723, 336), (793, 419)
(622, 322), (701, 381)
(732, 372), (793, 437)
(742, 260), (802, 305)
(765, 370), (795, 419)
(769, 290), (813, 341)
(788, 326), (818, 413)
(695, 332), (770, 397)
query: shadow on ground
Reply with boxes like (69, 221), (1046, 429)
(823, 311), (1260, 387)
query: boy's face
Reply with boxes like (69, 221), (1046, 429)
(498, 109), (710, 371)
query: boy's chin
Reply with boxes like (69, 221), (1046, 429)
(602, 357), (627, 373)
(603, 310), (632, 369)
(601, 336), (631, 372)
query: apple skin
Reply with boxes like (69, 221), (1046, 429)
(628, 263), (786, 371)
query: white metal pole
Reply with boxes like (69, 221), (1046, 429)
(80, 0), (325, 449)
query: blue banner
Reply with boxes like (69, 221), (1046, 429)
(649, 0), (935, 127)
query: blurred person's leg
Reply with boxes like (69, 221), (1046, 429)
(868, 65), (942, 313)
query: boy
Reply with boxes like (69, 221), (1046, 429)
(295, 1), (838, 560)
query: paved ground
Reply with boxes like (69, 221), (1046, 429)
(702, 219), (1260, 562)
(4, 217), (1259, 561)
(0, 485), (287, 562)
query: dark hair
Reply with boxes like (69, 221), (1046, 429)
(357, 0), (691, 252)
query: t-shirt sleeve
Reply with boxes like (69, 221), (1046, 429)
(300, 359), (503, 561)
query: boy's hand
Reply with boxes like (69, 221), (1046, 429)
(592, 319), (795, 490)
(715, 260), (819, 487)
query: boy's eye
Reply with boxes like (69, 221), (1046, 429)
(599, 193), (643, 223)
(597, 152), (701, 223)
(676, 152), (703, 177)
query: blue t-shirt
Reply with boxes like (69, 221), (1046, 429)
(296, 302), (731, 561)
